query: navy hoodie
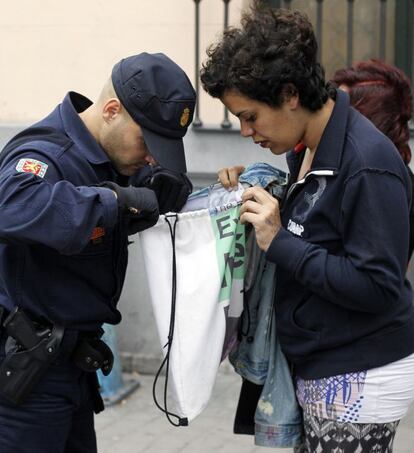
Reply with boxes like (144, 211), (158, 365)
(266, 90), (414, 379)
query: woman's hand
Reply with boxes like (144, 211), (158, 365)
(217, 165), (245, 189)
(240, 186), (282, 251)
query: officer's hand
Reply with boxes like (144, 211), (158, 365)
(102, 181), (159, 234)
(218, 165), (245, 190)
(141, 167), (193, 214)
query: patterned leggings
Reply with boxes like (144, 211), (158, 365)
(294, 412), (399, 453)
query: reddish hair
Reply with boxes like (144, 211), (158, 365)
(333, 59), (413, 164)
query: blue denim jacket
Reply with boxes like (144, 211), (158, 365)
(183, 162), (287, 214)
(230, 163), (302, 448)
(239, 162), (287, 198)
(230, 250), (302, 447)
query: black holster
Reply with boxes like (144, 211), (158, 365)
(0, 312), (64, 406)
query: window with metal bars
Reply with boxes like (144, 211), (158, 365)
(192, 0), (413, 132)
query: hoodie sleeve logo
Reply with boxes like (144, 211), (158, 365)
(287, 219), (305, 237)
(292, 176), (327, 223)
(16, 158), (48, 178)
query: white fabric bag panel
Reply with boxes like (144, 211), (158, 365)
(140, 208), (233, 422)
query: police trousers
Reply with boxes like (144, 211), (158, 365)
(0, 329), (102, 453)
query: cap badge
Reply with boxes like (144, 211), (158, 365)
(180, 108), (190, 127)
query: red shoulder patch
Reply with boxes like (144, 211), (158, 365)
(16, 158), (48, 178)
(90, 227), (106, 241)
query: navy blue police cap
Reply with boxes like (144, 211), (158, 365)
(111, 52), (196, 173)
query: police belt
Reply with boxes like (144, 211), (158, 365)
(0, 307), (113, 405)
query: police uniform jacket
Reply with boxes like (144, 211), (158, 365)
(0, 92), (130, 330)
(265, 90), (414, 379)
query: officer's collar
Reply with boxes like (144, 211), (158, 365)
(59, 92), (111, 165)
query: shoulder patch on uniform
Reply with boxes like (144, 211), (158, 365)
(16, 158), (48, 178)
(90, 227), (106, 241)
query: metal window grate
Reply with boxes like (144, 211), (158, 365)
(192, 0), (412, 132)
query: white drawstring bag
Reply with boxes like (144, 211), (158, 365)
(139, 188), (245, 424)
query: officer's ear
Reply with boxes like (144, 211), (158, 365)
(102, 98), (122, 123)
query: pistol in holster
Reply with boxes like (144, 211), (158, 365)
(0, 307), (64, 405)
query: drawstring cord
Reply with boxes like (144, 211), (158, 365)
(152, 214), (188, 427)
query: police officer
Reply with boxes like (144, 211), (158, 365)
(0, 53), (196, 452)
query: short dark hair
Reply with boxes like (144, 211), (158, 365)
(200, 0), (332, 111)
(333, 59), (413, 164)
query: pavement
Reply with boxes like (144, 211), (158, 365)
(96, 368), (414, 453)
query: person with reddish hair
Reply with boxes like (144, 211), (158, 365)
(333, 59), (414, 259)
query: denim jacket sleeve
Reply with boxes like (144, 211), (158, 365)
(231, 236), (302, 448)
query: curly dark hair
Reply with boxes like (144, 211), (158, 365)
(333, 59), (413, 164)
(200, 0), (332, 111)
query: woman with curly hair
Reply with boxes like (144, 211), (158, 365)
(333, 59), (414, 259)
(201, 2), (414, 452)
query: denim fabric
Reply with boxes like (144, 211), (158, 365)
(182, 162), (288, 214)
(229, 162), (301, 447)
(230, 252), (302, 447)
(181, 182), (243, 213)
(230, 255), (274, 385)
(239, 162), (288, 199)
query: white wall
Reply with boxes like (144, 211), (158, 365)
(0, 0), (247, 123)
